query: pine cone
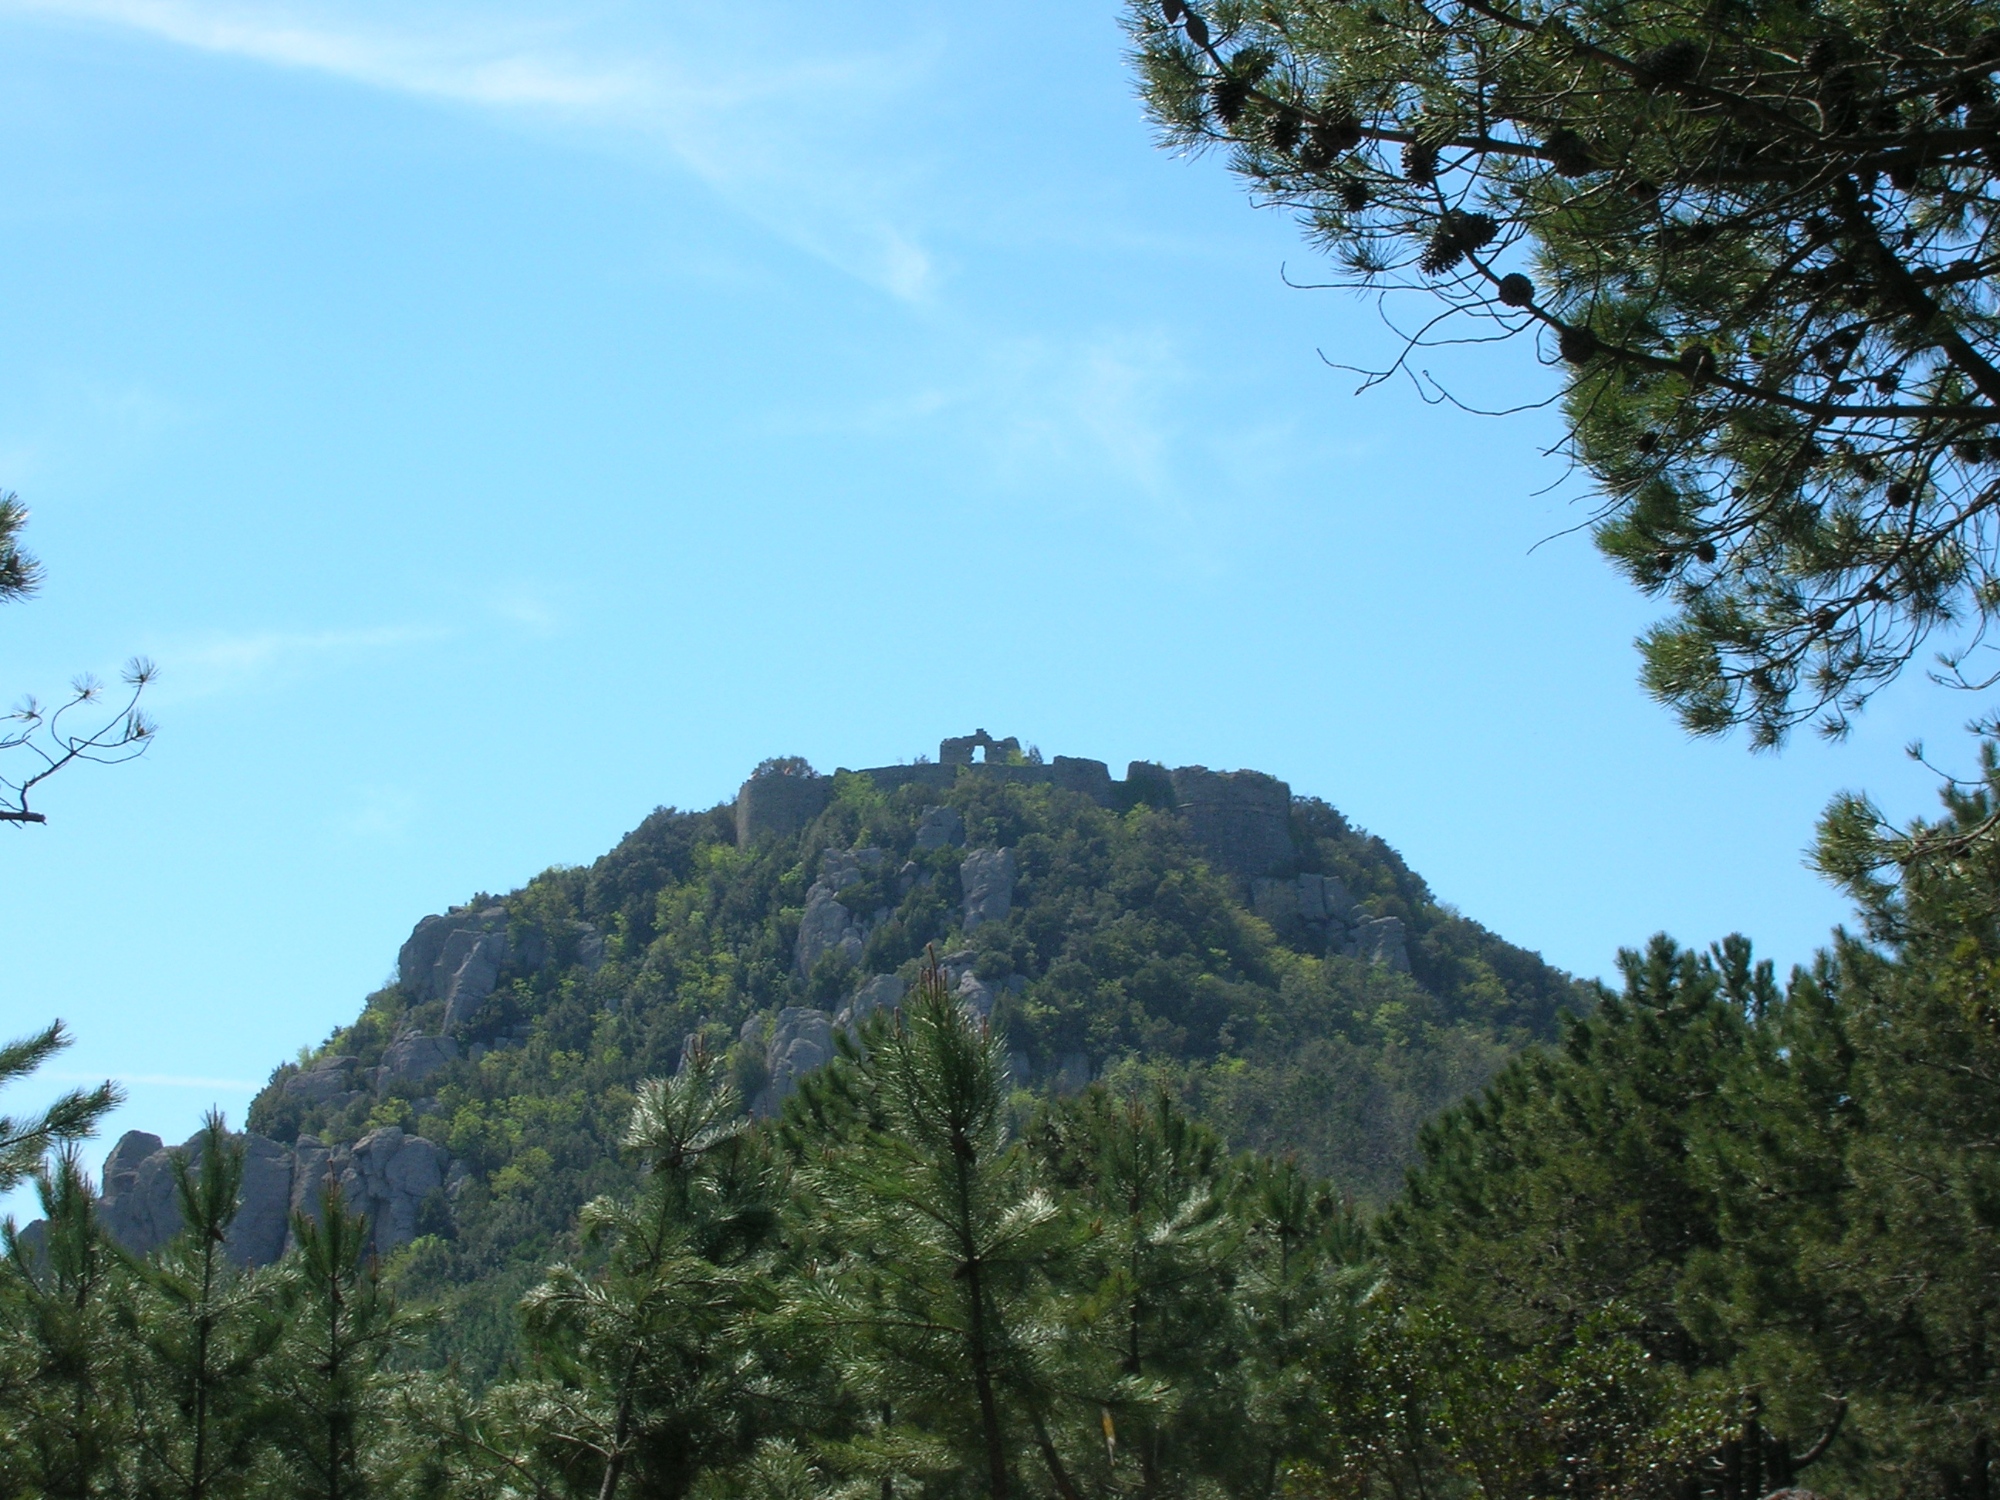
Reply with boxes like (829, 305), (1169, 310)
(1544, 129), (1595, 177)
(1633, 38), (1702, 87)
(1558, 324), (1600, 364)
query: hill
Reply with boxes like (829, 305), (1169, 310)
(91, 732), (1594, 1374)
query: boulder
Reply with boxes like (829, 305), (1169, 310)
(752, 1007), (837, 1116)
(838, 973), (905, 1032)
(374, 1034), (460, 1094)
(98, 1127), (304, 1266)
(795, 849), (885, 976)
(284, 1055), (360, 1104)
(1347, 915), (1411, 973)
(340, 1127), (449, 1256)
(796, 884), (864, 976)
(955, 970), (999, 1021)
(399, 906), (514, 1030)
(289, 1136), (335, 1233)
(98, 1130), (181, 1259)
(101, 1130), (161, 1198)
(914, 805), (965, 851)
(1169, 766), (1294, 879)
(1253, 873), (1359, 933)
(290, 1127), (449, 1258)
(961, 848), (1016, 931)
(232, 1134), (297, 1266)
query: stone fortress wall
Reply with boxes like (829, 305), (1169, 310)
(735, 728), (1297, 880)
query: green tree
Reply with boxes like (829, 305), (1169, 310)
(0, 1148), (131, 1499)
(796, 961), (1082, 1500)
(1372, 937), (1827, 1500)
(0, 494), (154, 826)
(1028, 1089), (1242, 1499)
(124, 1112), (282, 1500)
(0, 1021), (119, 1192)
(267, 1181), (423, 1500)
(1127, 0), (2000, 743)
(515, 1048), (770, 1500)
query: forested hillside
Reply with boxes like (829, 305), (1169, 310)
(10, 740), (2000, 1499)
(215, 742), (1585, 1372)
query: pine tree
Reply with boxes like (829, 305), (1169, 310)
(516, 1046), (770, 1500)
(0, 1147), (130, 1499)
(124, 1112), (282, 1500)
(1028, 1088), (1241, 1498)
(798, 959), (1081, 1500)
(1126, 0), (2000, 745)
(0, 1021), (119, 1192)
(267, 1180), (422, 1500)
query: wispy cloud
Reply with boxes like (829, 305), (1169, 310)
(147, 622), (450, 700)
(0, 0), (946, 298)
(333, 781), (418, 839)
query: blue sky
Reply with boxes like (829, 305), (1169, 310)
(0, 0), (1975, 1208)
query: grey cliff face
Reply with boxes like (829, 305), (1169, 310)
(283, 1055), (364, 1107)
(90, 1123), (452, 1268)
(751, 1007), (838, 1117)
(837, 973), (905, 1032)
(400, 906), (513, 1031)
(794, 848), (885, 977)
(913, 805), (965, 851)
(1249, 873), (1410, 971)
(960, 847), (1016, 932)
(1347, 915), (1411, 972)
(374, 1034), (460, 1094)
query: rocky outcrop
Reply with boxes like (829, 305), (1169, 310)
(1249, 873), (1409, 971)
(1171, 766), (1294, 879)
(374, 1034), (459, 1094)
(795, 848), (887, 976)
(396, 907), (598, 1029)
(914, 805), (965, 850)
(283, 1054), (363, 1107)
(750, 1007), (838, 1117)
(795, 882), (861, 976)
(1347, 915), (1411, 972)
(288, 1127), (450, 1258)
(399, 906), (517, 1030)
(837, 973), (905, 1032)
(736, 765), (832, 848)
(86, 1122), (452, 1268)
(938, 952), (1023, 1024)
(960, 848), (1016, 932)
(97, 1131), (179, 1259)
(88, 1122), (445, 1268)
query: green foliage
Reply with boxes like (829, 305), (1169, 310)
(9, 819), (2000, 1499)
(124, 1114), (285, 1500)
(244, 772), (1584, 1379)
(0, 1022), (119, 1193)
(1125, 0), (2000, 744)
